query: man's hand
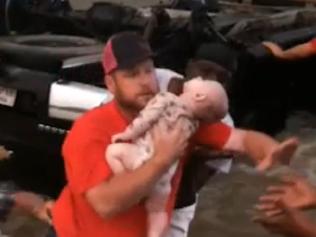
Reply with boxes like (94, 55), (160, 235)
(151, 120), (188, 167)
(253, 198), (316, 237)
(255, 175), (316, 217)
(255, 137), (299, 172)
(262, 41), (285, 58)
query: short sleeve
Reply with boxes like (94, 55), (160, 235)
(309, 38), (316, 51)
(192, 122), (232, 150)
(62, 119), (112, 194)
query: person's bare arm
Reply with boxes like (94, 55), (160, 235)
(224, 129), (277, 162)
(224, 129), (299, 171)
(85, 120), (188, 219)
(263, 41), (316, 61)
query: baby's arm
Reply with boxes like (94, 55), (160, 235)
(112, 93), (172, 143)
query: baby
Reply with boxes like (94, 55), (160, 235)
(106, 76), (228, 237)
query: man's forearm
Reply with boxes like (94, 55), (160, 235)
(242, 131), (278, 164)
(86, 156), (171, 218)
(224, 129), (278, 164)
(281, 43), (315, 60)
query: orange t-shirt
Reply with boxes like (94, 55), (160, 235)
(52, 101), (231, 237)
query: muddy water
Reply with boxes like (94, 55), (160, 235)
(1, 111), (316, 237)
(189, 111), (316, 237)
(0, 210), (48, 237)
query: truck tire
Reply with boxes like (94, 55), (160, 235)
(0, 34), (104, 72)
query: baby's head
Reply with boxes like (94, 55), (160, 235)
(182, 77), (228, 122)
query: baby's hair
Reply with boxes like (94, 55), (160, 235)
(185, 59), (232, 91)
(167, 76), (184, 96)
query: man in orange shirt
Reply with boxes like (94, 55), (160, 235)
(50, 31), (298, 237)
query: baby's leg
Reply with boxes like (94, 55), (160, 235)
(147, 209), (168, 237)
(146, 193), (169, 237)
(106, 144), (126, 174)
(106, 143), (148, 173)
(146, 178), (173, 237)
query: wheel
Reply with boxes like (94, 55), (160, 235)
(0, 34), (104, 72)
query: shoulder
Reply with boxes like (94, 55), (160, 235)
(193, 122), (232, 149)
(309, 38), (316, 50)
(61, 103), (115, 193)
(198, 122), (232, 134)
(155, 68), (184, 92)
(75, 103), (113, 129)
(65, 102), (116, 143)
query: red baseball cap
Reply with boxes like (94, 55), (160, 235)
(102, 31), (153, 74)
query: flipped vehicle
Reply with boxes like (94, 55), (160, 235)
(0, 0), (316, 196)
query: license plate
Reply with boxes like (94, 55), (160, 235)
(0, 86), (17, 107)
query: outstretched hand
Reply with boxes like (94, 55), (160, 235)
(256, 137), (299, 172)
(254, 175), (316, 217)
(253, 198), (316, 237)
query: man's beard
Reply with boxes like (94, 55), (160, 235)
(115, 89), (150, 114)
(116, 96), (143, 113)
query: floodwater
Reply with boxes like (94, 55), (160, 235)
(1, 111), (316, 237)
(189, 110), (316, 237)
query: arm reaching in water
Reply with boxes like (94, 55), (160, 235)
(254, 198), (316, 237)
(255, 175), (316, 217)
